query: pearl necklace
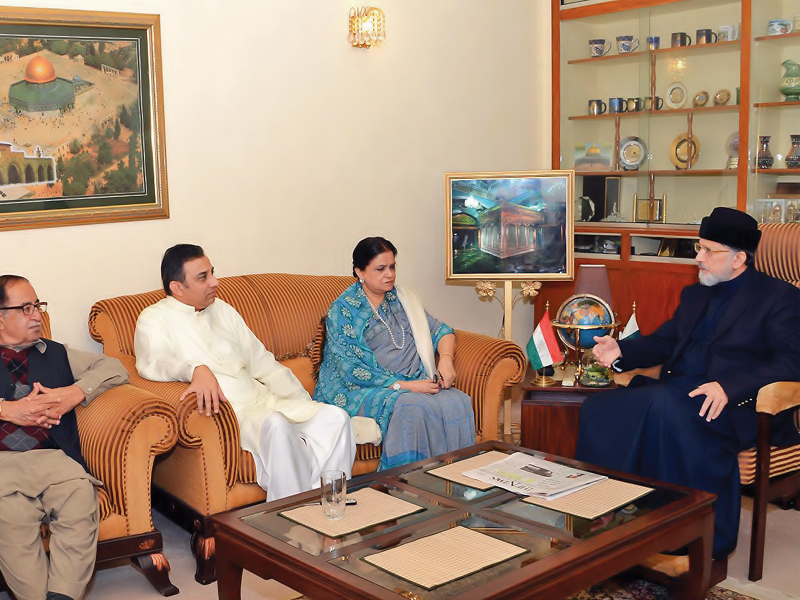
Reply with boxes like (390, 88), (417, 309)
(365, 294), (406, 350)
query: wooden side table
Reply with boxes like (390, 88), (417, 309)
(520, 383), (616, 458)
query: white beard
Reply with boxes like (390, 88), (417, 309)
(698, 261), (734, 286)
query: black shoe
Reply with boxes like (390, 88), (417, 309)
(46, 593), (75, 600)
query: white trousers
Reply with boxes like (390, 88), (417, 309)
(249, 404), (356, 501)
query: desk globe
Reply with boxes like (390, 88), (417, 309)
(555, 293), (614, 350)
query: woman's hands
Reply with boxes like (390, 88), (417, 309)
(397, 379), (441, 394)
(436, 354), (456, 389)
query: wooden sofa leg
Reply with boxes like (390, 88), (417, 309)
(191, 530), (217, 585)
(132, 553), (179, 596)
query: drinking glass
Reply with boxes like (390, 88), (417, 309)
(320, 470), (347, 520)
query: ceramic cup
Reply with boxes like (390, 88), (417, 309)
(588, 99), (607, 115)
(609, 97), (629, 113)
(644, 96), (664, 111)
(767, 19), (793, 35)
(718, 24), (739, 41)
(616, 35), (639, 53)
(627, 97), (644, 112)
(647, 36), (660, 50)
(696, 29), (718, 44)
(671, 32), (692, 47)
(320, 470), (347, 521)
(589, 38), (612, 57)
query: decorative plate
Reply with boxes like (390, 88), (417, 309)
(693, 91), (709, 107)
(670, 132), (702, 169)
(714, 88), (731, 106)
(619, 136), (647, 170)
(555, 293), (614, 351)
(665, 81), (688, 109)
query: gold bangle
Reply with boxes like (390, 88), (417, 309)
(439, 352), (454, 359)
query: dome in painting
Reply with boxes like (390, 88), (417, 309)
(24, 56), (57, 84)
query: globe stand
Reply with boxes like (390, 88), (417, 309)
(552, 321), (620, 384)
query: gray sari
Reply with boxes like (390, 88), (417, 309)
(359, 300), (475, 469)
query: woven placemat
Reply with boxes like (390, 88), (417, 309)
(426, 450), (508, 490)
(363, 525), (527, 590)
(522, 478), (653, 520)
(279, 487), (425, 538)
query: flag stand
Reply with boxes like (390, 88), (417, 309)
(531, 368), (555, 387)
(530, 299), (557, 387)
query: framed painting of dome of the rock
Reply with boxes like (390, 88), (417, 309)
(0, 7), (167, 231)
(445, 171), (575, 281)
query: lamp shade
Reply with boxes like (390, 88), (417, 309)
(574, 264), (613, 310)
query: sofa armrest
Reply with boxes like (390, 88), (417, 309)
(756, 381), (800, 415)
(452, 330), (526, 443)
(115, 354), (244, 491)
(75, 384), (178, 534)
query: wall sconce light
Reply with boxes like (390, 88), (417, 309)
(349, 7), (386, 48)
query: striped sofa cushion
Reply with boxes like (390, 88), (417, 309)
(739, 444), (800, 485)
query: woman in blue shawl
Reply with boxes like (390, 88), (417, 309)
(314, 237), (475, 470)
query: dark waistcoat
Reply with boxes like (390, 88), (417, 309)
(0, 339), (88, 472)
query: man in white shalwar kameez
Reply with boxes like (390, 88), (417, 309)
(134, 244), (355, 501)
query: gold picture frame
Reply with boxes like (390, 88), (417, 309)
(0, 6), (168, 231)
(445, 170), (575, 281)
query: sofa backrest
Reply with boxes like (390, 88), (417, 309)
(755, 223), (800, 288)
(89, 273), (355, 359)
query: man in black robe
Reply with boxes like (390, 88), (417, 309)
(576, 207), (800, 559)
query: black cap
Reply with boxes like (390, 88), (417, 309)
(699, 207), (761, 253)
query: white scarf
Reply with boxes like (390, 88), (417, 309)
(395, 286), (436, 379)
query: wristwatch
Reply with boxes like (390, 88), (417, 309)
(391, 382), (401, 391)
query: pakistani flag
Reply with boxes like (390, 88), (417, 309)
(620, 313), (641, 340)
(527, 310), (564, 370)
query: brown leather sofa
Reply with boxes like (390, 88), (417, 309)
(88, 273), (527, 584)
(0, 314), (181, 597)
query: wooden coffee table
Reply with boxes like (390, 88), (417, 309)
(213, 441), (714, 600)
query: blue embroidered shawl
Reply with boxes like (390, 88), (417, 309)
(313, 283), (452, 445)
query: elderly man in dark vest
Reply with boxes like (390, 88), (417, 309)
(577, 208), (800, 560)
(0, 275), (128, 600)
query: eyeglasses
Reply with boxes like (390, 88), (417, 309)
(694, 242), (732, 256)
(0, 302), (48, 315)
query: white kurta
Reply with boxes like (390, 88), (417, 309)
(135, 296), (355, 500)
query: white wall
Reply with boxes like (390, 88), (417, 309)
(0, 0), (552, 352)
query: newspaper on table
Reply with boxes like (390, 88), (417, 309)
(462, 452), (606, 499)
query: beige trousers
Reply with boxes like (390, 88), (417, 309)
(0, 450), (99, 600)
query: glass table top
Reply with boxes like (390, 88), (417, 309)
(389, 449), (515, 504)
(330, 512), (569, 599)
(241, 480), (454, 556)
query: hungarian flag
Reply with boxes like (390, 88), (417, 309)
(527, 310), (564, 370)
(620, 313), (641, 340)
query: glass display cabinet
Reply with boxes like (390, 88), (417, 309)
(544, 0), (800, 333)
(748, 0), (800, 224)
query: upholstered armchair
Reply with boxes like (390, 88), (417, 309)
(735, 223), (800, 581)
(88, 273), (527, 585)
(0, 314), (181, 597)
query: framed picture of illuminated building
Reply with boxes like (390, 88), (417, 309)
(0, 7), (167, 231)
(445, 171), (575, 281)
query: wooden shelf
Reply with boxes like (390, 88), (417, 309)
(574, 170), (644, 177)
(567, 40), (740, 65)
(574, 169), (736, 177)
(753, 100), (800, 109)
(754, 31), (800, 42)
(751, 168), (800, 175)
(648, 169), (737, 176)
(568, 105), (738, 120)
